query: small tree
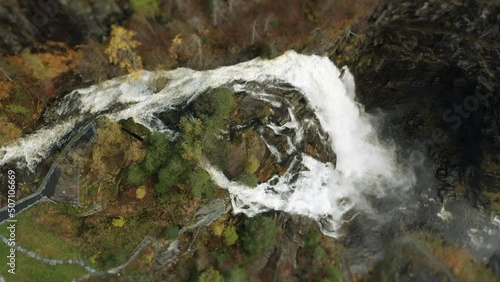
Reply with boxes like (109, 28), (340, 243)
(242, 215), (277, 256)
(105, 25), (143, 73)
(143, 133), (174, 173)
(155, 156), (189, 194)
(189, 170), (217, 198)
(223, 226), (238, 246)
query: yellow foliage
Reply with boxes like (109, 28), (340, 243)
(168, 34), (184, 59)
(90, 119), (146, 178)
(112, 216), (126, 227)
(105, 26), (143, 73)
(211, 216), (226, 237)
(172, 34), (183, 45)
(125, 139), (147, 164)
(135, 185), (147, 200)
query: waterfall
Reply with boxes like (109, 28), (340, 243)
(0, 51), (415, 237)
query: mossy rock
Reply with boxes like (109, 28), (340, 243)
(120, 117), (151, 140)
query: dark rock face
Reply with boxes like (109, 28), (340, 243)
(347, 0), (500, 207)
(0, 0), (124, 54)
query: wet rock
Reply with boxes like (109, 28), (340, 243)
(0, 1), (126, 55)
(489, 251), (500, 277)
(338, 0), (499, 210)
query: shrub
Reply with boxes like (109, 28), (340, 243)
(313, 245), (327, 260)
(226, 267), (247, 282)
(329, 266), (343, 282)
(127, 164), (146, 185)
(199, 267), (224, 282)
(242, 215), (277, 256)
(163, 226), (179, 240)
(112, 216), (126, 227)
(223, 226), (238, 246)
(135, 185), (147, 199)
(305, 227), (322, 247)
(6, 104), (30, 116)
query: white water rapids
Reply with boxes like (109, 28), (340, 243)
(0, 51), (416, 237)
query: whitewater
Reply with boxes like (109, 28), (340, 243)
(0, 51), (415, 237)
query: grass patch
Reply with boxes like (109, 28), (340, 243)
(0, 207), (85, 261)
(0, 206), (90, 281)
(0, 246), (87, 282)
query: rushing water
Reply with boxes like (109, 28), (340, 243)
(0, 51), (497, 252)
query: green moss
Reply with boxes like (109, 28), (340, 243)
(237, 173), (259, 187)
(244, 155), (260, 175)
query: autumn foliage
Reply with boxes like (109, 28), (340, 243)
(105, 26), (143, 73)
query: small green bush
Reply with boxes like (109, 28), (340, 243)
(163, 226), (179, 240)
(226, 267), (247, 282)
(305, 227), (322, 247)
(242, 215), (277, 256)
(127, 164), (146, 185)
(313, 245), (326, 261)
(199, 267), (224, 282)
(329, 266), (343, 282)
